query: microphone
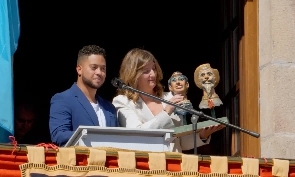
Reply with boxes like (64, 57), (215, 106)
(111, 77), (127, 89)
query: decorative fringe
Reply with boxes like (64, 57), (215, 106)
(19, 162), (260, 177)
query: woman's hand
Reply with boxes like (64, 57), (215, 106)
(199, 124), (225, 139)
(164, 94), (184, 115)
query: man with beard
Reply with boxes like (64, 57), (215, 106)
(49, 45), (119, 146)
(194, 63), (223, 110)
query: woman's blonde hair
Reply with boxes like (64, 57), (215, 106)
(117, 48), (164, 103)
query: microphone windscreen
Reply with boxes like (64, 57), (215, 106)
(111, 78), (126, 89)
(111, 78), (119, 88)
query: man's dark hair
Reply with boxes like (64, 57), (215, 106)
(14, 102), (36, 120)
(77, 45), (106, 64)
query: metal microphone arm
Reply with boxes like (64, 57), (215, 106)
(111, 78), (260, 138)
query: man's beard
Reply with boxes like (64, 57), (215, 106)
(82, 75), (103, 89)
(202, 83), (214, 98)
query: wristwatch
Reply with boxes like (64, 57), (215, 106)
(201, 138), (208, 143)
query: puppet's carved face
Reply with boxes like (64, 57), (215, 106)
(169, 75), (189, 95)
(198, 68), (216, 96)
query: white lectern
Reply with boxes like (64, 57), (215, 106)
(64, 126), (175, 152)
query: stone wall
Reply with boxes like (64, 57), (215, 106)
(259, 0), (295, 158)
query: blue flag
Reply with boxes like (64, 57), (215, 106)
(0, 0), (20, 143)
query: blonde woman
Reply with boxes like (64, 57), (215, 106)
(112, 48), (223, 152)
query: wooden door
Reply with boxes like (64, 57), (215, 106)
(220, 0), (260, 156)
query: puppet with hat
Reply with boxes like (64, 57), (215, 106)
(194, 63), (223, 118)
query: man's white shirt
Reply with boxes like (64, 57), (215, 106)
(90, 102), (106, 127)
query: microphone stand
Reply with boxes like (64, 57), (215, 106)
(112, 78), (260, 154)
(191, 114), (199, 155)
